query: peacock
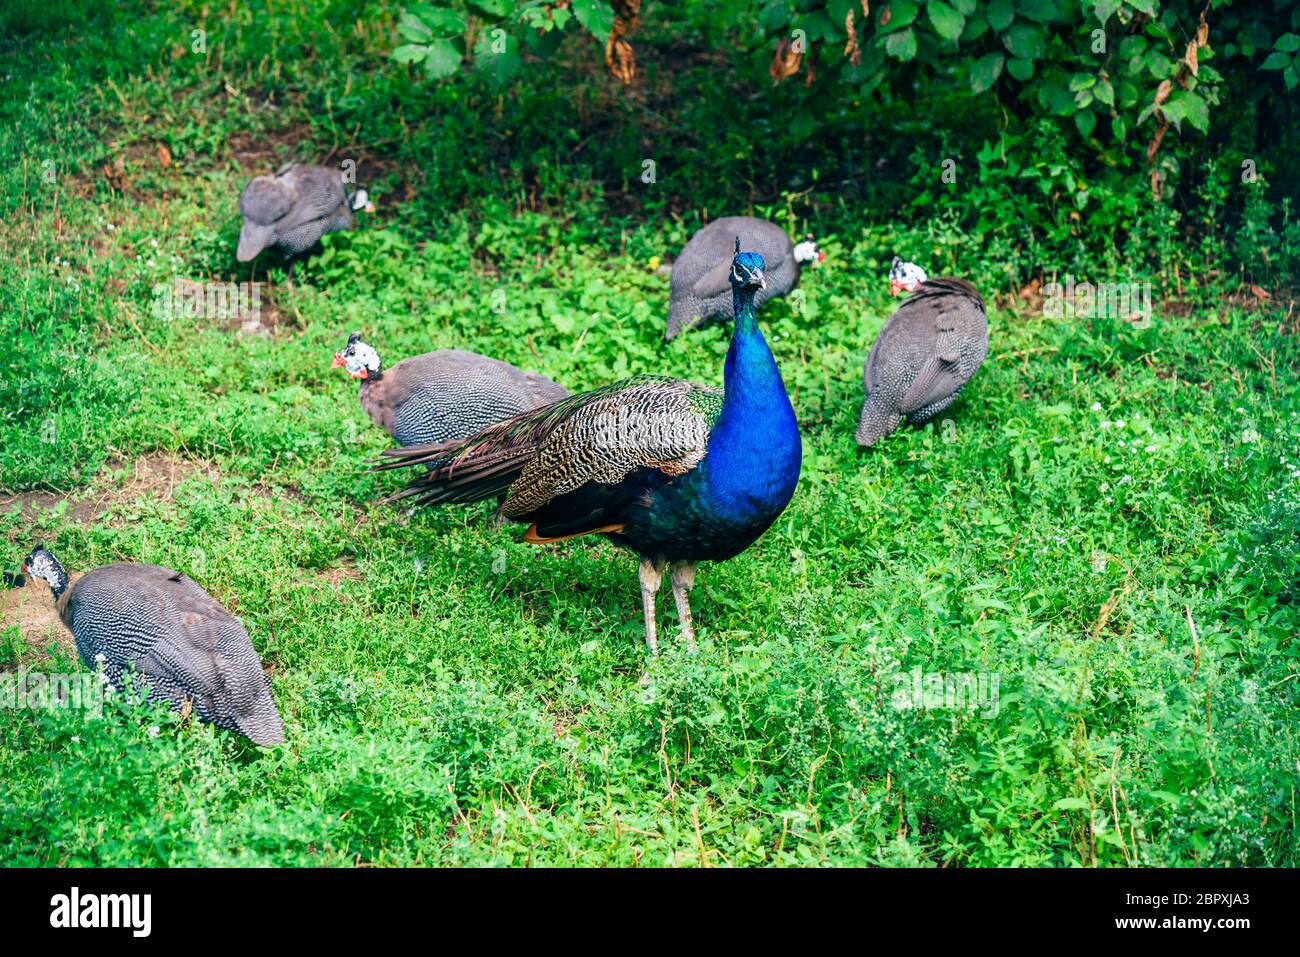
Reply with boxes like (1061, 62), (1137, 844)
(665, 216), (822, 340)
(855, 257), (988, 446)
(376, 242), (802, 655)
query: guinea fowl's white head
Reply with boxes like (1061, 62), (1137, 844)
(332, 332), (382, 380)
(23, 545), (69, 598)
(889, 257), (928, 296)
(793, 235), (825, 266)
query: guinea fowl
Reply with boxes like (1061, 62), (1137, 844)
(377, 243), (802, 655)
(666, 216), (822, 340)
(855, 258), (988, 446)
(236, 164), (373, 262)
(21, 547), (286, 746)
(332, 333), (570, 448)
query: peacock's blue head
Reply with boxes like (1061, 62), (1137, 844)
(730, 244), (767, 292)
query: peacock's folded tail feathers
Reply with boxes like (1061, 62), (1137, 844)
(376, 375), (724, 517)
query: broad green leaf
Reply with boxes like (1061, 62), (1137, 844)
(1275, 33), (1300, 54)
(987, 0), (1014, 32)
(467, 0), (511, 15)
(1176, 90), (1209, 132)
(885, 27), (918, 61)
(883, 0), (918, 30)
(1285, 63), (1300, 89)
(1093, 0), (1121, 25)
(1111, 114), (1128, 140)
(423, 38), (462, 79)
(1069, 72), (1097, 91)
(1118, 35), (1147, 60)
(928, 2), (965, 43)
(802, 11), (842, 42)
(1006, 56), (1034, 80)
(421, 7), (467, 38)
(1260, 51), (1292, 70)
(397, 11), (433, 42)
(1002, 23), (1046, 60)
(572, 0), (615, 43)
(760, 1), (791, 31)
(1075, 108), (1096, 137)
(474, 32), (522, 83)
(951, 0), (977, 15)
(970, 52), (1004, 92)
(961, 12), (989, 42)
(1018, 0), (1057, 22)
(1093, 78), (1115, 106)
(392, 43), (428, 64)
(1053, 797), (1091, 811)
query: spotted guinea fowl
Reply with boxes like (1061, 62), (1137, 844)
(377, 242), (802, 655)
(237, 164), (373, 262)
(666, 216), (822, 340)
(22, 547), (286, 746)
(332, 333), (570, 448)
(855, 258), (988, 446)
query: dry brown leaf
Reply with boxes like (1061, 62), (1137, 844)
(606, 35), (636, 85)
(102, 155), (128, 192)
(1249, 284), (1272, 300)
(603, 0), (640, 85)
(1154, 79), (1172, 106)
(1184, 39), (1198, 76)
(879, 3), (891, 27)
(1197, 19), (1208, 47)
(157, 143), (172, 167)
(844, 10), (861, 65)
(770, 37), (802, 84)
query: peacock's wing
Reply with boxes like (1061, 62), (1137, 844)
(375, 375), (723, 519)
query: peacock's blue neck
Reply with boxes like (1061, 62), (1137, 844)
(701, 288), (802, 521)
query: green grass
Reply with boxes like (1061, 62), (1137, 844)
(1, 1), (1297, 867)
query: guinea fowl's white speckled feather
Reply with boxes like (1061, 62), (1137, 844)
(857, 277), (988, 446)
(351, 347), (571, 448)
(54, 562), (285, 745)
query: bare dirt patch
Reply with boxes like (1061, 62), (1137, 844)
(0, 453), (221, 529)
(229, 121), (318, 173)
(1, 572), (83, 664)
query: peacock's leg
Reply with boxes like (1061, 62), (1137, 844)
(638, 557), (666, 655)
(670, 560), (698, 649)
